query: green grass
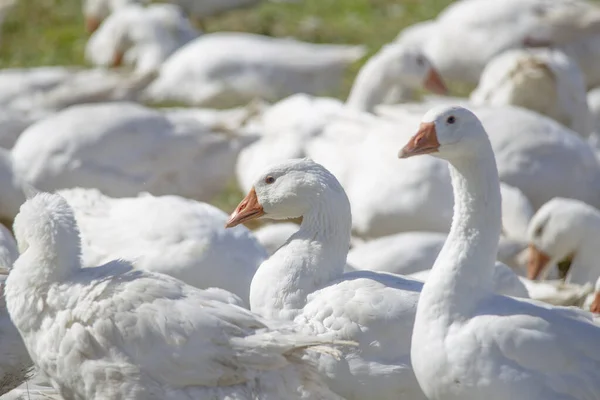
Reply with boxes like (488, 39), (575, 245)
(0, 0), (454, 213)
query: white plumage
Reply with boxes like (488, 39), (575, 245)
(401, 105), (600, 400)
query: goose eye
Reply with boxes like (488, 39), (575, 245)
(265, 176), (276, 184)
(446, 116), (456, 124)
(534, 225), (544, 237)
(416, 56), (425, 67)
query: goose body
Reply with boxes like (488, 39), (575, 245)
(227, 159), (427, 400)
(400, 105), (600, 400)
(58, 188), (267, 304)
(144, 32), (366, 107)
(4, 192), (347, 400)
(11, 102), (244, 202)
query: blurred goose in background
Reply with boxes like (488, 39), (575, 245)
(470, 48), (593, 138)
(143, 32), (366, 107)
(4, 191), (348, 400)
(395, 0), (600, 86)
(11, 102), (246, 203)
(86, 3), (199, 74)
(527, 197), (600, 286)
(345, 43), (447, 112)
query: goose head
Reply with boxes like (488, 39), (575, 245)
(379, 45), (447, 94)
(526, 197), (598, 281)
(226, 158), (348, 228)
(398, 105), (487, 161)
(13, 192), (82, 279)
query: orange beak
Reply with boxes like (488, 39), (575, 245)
(225, 187), (265, 228)
(423, 68), (448, 95)
(85, 17), (101, 34)
(590, 292), (600, 314)
(112, 51), (124, 67)
(398, 122), (440, 159)
(527, 244), (551, 280)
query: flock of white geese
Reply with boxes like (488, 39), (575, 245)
(2, 0), (600, 399)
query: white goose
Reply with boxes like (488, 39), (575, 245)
(527, 197), (600, 286)
(470, 48), (593, 137)
(58, 188), (267, 304)
(85, 3), (198, 74)
(11, 102), (244, 203)
(399, 105), (600, 400)
(4, 191), (348, 400)
(143, 32), (367, 108)
(227, 159), (427, 400)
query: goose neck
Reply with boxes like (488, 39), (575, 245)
(423, 148), (502, 313)
(250, 193), (351, 319)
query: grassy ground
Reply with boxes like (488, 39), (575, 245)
(0, 0), (455, 212)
